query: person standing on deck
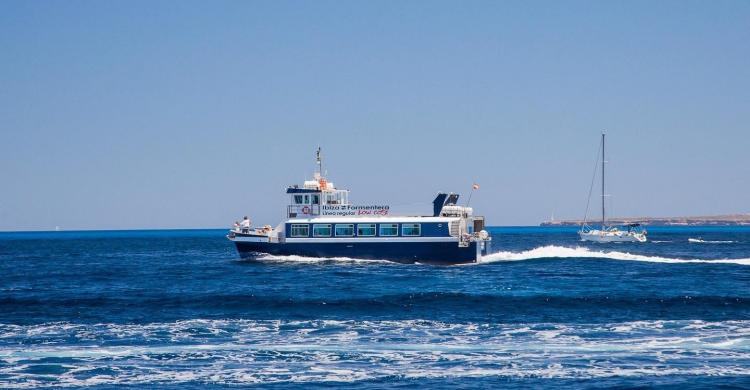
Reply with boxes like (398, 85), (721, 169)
(240, 216), (251, 233)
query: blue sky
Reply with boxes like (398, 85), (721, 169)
(1, 1), (749, 230)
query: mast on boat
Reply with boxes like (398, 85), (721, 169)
(601, 133), (605, 229)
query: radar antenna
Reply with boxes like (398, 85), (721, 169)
(315, 147), (323, 178)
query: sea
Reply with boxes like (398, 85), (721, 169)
(1, 226), (749, 389)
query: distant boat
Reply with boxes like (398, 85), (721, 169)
(579, 133), (647, 243)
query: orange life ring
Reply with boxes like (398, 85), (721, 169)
(302, 206), (311, 214)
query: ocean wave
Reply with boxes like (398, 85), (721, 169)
(481, 245), (750, 265)
(1, 319), (750, 388)
(2, 293), (749, 326)
(3, 293), (746, 310)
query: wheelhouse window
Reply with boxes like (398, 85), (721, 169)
(323, 190), (348, 205)
(379, 224), (398, 237)
(402, 223), (421, 236)
(357, 223), (376, 237)
(293, 195), (304, 204)
(313, 224), (331, 237)
(335, 224), (354, 237)
(290, 224), (309, 237)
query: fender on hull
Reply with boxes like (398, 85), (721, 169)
(233, 241), (484, 265)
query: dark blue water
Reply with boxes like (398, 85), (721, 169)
(1, 227), (749, 389)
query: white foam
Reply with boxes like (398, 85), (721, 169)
(2, 319), (750, 387)
(480, 245), (750, 265)
(252, 254), (393, 264)
(688, 238), (737, 244)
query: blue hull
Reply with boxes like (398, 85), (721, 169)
(233, 241), (487, 265)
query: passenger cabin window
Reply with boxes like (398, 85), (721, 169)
(335, 224), (354, 236)
(294, 195), (304, 204)
(312, 194), (320, 204)
(357, 223), (376, 237)
(402, 223), (421, 236)
(313, 224), (331, 237)
(379, 224), (398, 237)
(290, 224), (309, 237)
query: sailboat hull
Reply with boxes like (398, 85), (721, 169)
(579, 230), (647, 243)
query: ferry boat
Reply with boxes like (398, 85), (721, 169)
(227, 150), (491, 265)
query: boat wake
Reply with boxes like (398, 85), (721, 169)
(688, 238), (737, 244)
(481, 245), (750, 266)
(246, 246), (750, 266)
(251, 254), (394, 264)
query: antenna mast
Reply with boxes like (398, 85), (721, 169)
(316, 147), (323, 177)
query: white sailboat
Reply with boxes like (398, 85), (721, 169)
(579, 133), (647, 243)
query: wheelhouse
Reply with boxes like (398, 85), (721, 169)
(286, 173), (350, 218)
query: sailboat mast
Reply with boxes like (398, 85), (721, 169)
(601, 133), (605, 227)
